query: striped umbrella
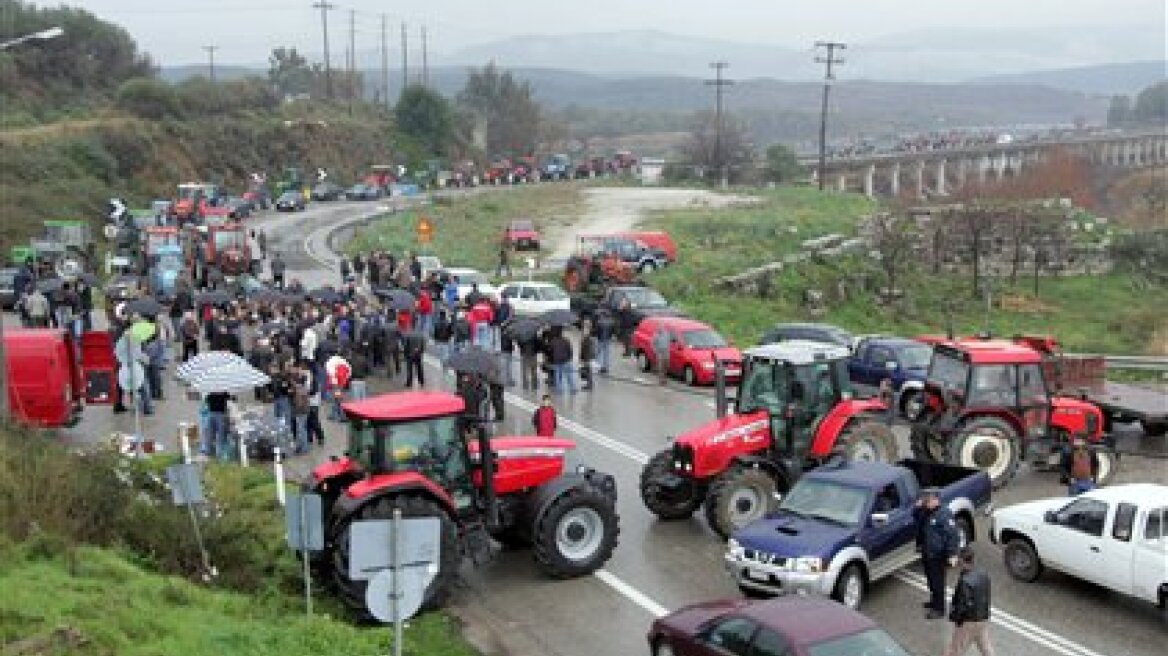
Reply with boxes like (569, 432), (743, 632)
(188, 361), (270, 394)
(176, 350), (249, 382)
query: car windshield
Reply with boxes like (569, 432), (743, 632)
(279, 193), (299, 201)
(806, 628), (911, 656)
(899, 344), (933, 369)
(780, 478), (869, 526)
(624, 288), (667, 308)
(927, 351), (969, 392)
(0, 271), (14, 286)
(537, 286), (567, 301)
(511, 220), (534, 231)
(682, 329), (726, 349)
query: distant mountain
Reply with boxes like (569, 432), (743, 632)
(967, 61), (1167, 96)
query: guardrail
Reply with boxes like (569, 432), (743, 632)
(1077, 355), (1168, 372)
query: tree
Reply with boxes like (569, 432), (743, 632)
(1106, 94), (1132, 126)
(267, 47), (314, 98)
(867, 212), (920, 295)
(1132, 81), (1168, 126)
(958, 207), (996, 297)
(764, 143), (804, 184)
(394, 85), (455, 156)
(115, 77), (182, 119)
(680, 110), (754, 182)
(457, 63), (542, 156)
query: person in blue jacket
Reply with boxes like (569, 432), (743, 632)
(915, 487), (962, 619)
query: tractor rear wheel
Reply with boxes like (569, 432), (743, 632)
(704, 467), (783, 540)
(533, 485), (619, 578)
(947, 416), (1022, 489)
(330, 495), (460, 612)
(833, 420), (898, 463)
(640, 449), (704, 520)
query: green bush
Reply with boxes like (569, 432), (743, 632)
(116, 77), (183, 120)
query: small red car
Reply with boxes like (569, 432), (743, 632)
(647, 596), (911, 656)
(632, 317), (741, 386)
(503, 219), (541, 251)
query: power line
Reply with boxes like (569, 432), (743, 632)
(814, 40), (846, 191)
(705, 61), (733, 188)
(312, 1), (335, 99)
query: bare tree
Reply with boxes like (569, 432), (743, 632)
(958, 207), (996, 297)
(868, 212), (920, 295)
(681, 110), (754, 181)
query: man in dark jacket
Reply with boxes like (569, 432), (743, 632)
(1059, 437), (1100, 496)
(616, 298), (636, 357)
(402, 329), (426, 388)
(943, 549), (995, 656)
(914, 487), (962, 619)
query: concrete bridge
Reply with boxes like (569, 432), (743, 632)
(805, 129), (1168, 198)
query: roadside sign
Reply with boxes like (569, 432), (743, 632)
(284, 492), (324, 552)
(365, 566), (431, 623)
(165, 463), (205, 506)
(416, 217), (434, 244)
(349, 517), (441, 581)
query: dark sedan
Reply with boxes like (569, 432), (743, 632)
(647, 597), (911, 656)
(0, 267), (18, 309)
(224, 196), (253, 219)
(345, 183), (381, 200)
(311, 181), (344, 201)
(275, 191), (306, 212)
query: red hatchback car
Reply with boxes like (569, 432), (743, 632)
(503, 218), (540, 251)
(647, 596), (911, 656)
(632, 317), (742, 386)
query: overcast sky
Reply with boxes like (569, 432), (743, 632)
(79, 0), (1166, 66)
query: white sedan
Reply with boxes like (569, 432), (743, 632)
(441, 267), (497, 302)
(496, 281), (570, 316)
(990, 484), (1168, 609)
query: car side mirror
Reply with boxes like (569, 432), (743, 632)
(871, 512), (890, 527)
(1044, 510), (1059, 524)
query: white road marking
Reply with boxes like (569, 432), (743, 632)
(594, 569), (669, 618)
(894, 571), (1108, 656)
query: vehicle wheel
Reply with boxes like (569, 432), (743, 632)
(834, 420), (898, 463)
(640, 449), (704, 520)
(1141, 420), (1167, 437)
(704, 467), (782, 540)
(683, 366), (697, 386)
(1004, 538), (1043, 582)
(832, 564), (866, 610)
(329, 495), (460, 611)
(954, 514), (975, 549)
(533, 484), (619, 578)
(638, 350), (652, 373)
(947, 416), (1022, 489)
(1094, 446), (1119, 486)
(654, 640), (676, 656)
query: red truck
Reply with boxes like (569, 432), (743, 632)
(503, 219), (541, 251)
(4, 329), (116, 427)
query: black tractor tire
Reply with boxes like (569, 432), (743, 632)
(533, 484), (620, 578)
(703, 467), (782, 540)
(833, 420), (899, 463)
(329, 495), (460, 612)
(640, 449), (704, 520)
(1094, 446), (1119, 486)
(1141, 420), (1167, 438)
(832, 563), (866, 610)
(947, 416), (1022, 489)
(955, 514), (975, 549)
(909, 425), (946, 462)
(1004, 538), (1043, 582)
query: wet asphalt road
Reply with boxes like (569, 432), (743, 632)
(33, 198), (1168, 656)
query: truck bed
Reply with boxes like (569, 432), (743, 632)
(898, 459), (983, 490)
(1044, 356), (1167, 423)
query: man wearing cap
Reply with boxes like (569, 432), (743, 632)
(1059, 436), (1099, 496)
(915, 487), (962, 619)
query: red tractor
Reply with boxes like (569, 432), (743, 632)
(310, 391), (620, 611)
(907, 338), (1118, 489)
(194, 222), (251, 286)
(639, 341), (898, 539)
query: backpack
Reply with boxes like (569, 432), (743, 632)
(292, 380), (310, 413)
(181, 318), (199, 341)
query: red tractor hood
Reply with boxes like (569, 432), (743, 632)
(312, 456), (358, 483)
(469, 436), (576, 495)
(673, 410), (771, 478)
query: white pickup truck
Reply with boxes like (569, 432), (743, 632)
(990, 484), (1168, 609)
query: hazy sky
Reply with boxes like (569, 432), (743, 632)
(77, 0), (1165, 66)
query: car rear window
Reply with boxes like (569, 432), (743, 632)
(806, 628), (911, 656)
(511, 220), (534, 231)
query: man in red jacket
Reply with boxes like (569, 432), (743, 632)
(416, 289), (434, 337)
(532, 394), (557, 437)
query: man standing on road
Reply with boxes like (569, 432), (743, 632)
(594, 310), (614, 374)
(652, 324), (671, 385)
(915, 487), (962, 619)
(617, 298), (636, 357)
(496, 244), (512, 278)
(1060, 437), (1099, 496)
(549, 329), (576, 394)
(403, 329), (426, 388)
(270, 253), (286, 289)
(943, 548), (996, 656)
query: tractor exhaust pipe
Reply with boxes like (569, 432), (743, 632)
(474, 421), (501, 532)
(714, 357), (728, 419)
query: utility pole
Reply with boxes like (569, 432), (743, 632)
(400, 21), (408, 96)
(202, 45), (218, 85)
(421, 26), (429, 87)
(814, 41), (846, 191)
(705, 61), (733, 188)
(312, 1), (335, 99)
(348, 8), (356, 110)
(381, 14), (390, 110)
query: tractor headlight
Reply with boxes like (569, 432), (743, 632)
(792, 557), (823, 573)
(702, 361), (715, 369)
(727, 538), (744, 559)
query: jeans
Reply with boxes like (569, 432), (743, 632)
(437, 342), (451, 369)
(943, 620), (996, 656)
(274, 396), (291, 429)
(136, 383), (154, 415)
(307, 407), (324, 445)
(499, 352), (515, 386)
(419, 313), (433, 338)
(405, 356), (425, 387)
(520, 355), (538, 390)
(553, 363), (577, 393)
(474, 323), (491, 348)
(597, 338), (611, 372)
(207, 412), (229, 461)
(329, 389), (345, 421)
(1068, 479), (1095, 496)
(293, 414), (309, 453)
(350, 379), (367, 401)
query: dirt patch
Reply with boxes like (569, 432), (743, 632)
(546, 187), (757, 260)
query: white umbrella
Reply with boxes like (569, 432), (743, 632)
(176, 350), (249, 381)
(188, 361), (271, 394)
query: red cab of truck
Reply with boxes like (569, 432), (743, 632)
(4, 329), (85, 427)
(617, 231), (677, 262)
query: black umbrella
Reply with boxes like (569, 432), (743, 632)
(197, 290), (232, 306)
(375, 288), (417, 311)
(447, 347), (501, 382)
(76, 272), (100, 286)
(36, 277), (64, 293)
(540, 308), (579, 327)
(308, 287), (343, 304)
(504, 317), (542, 341)
(257, 322), (286, 335)
(125, 297), (164, 317)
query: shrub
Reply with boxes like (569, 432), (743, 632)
(117, 77), (183, 120)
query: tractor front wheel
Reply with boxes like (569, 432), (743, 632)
(329, 495), (460, 612)
(833, 420), (898, 463)
(704, 467), (783, 540)
(640, 450), (704, 520)
(533, 485), (620, 578)
(948, 416), (1022, 488)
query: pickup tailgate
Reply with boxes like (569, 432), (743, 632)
(899, 459), (992, 511)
